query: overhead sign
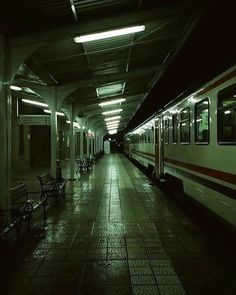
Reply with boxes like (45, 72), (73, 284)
(17, 115), (51, 125)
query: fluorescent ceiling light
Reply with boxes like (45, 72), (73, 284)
(109, 130), (117, 135)
(66, 120), (82, 128)
(99, 98), (126, 107)
(106, 123), (119, 128)
(73, 122), (81, 128)
(106, 120), (120, 125)
(105, 116), (121, 122)
(74, 25), (145, 43)
(102, 109), (123, 116)
(106, 122), (119, 126)
(22, 99), (48, 108)
(107, 123), (119, 127)
(43, 109), (65, 117)
(10, 85), (22, 91)
(96, 82), (125, 99)
(107, 127), (118, 131)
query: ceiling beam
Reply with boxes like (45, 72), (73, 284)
(11, 4), (199, 47)
(16, 65), (160, 90)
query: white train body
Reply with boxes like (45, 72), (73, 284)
(125, 66), (236, 226)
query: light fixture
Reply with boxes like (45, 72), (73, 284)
(107, 123), (119, 127)
(10, 85), (22, 91)
(106, 123), (119, 128)
(22, 99), (48, 108)
(106, 122), (119, 127)
(224, 110), (231, 115)
(43, 109), (65, 117)
(106, 120), (120, 125)
(105, 116), (121, 122)
(74, 25), (145, 43)
(66, 120), (71, 124)
(107, 127), (118, 131)
(102, 109), (123, 116)
(99, 98), (126, 107)
(109, 130), (117, 135)
(96, 82), (125, 99)
(73, 122), (81, 128)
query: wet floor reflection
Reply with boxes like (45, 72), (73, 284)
(1, 154), (236, 295)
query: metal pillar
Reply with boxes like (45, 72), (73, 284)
(94, 134), (96, 155)
(69, 106), (76, 180)
(91, 137), (94, 157)
(50, 88), (57, 177)
(98, 135), (101, 153)
(80, 119), (84, 160)
(0, 36), (11, 222)
(87, 137), (90, 157)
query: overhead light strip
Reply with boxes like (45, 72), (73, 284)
(74, 25), (145, 43)
(22, 99), (48, 108)
(102, 109), (123, 116)
(43, 109), (65, 117)
(106, 120), (120, 125)
(99, 98), (126, 107)
(105, 116), (121, 122)
(11, 85), (22, 91)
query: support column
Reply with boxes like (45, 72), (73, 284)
(69, 106), (76, 180)
(101, 135), (104, 151)
(98, 135), (101, 152)
(0, 36), (11, 222)
(91, 137), (94, 157)
(94, 134), (96, 155)
(80, 119), (84, 160)
(50, 87), (57, 177)
(87, 137), (90, 157)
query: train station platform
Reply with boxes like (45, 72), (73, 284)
(1, 154), (236, 295)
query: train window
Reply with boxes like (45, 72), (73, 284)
(195, 98), (209, 144)
(218, 83), (236, 144)
(172, 114), (178, 143)
(180, 108), (190, 144)
(164, 118), (169, 144)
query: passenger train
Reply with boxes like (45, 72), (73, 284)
(124, 66), (236, 226)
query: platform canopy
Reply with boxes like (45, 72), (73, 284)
(1, 0), (207, 135)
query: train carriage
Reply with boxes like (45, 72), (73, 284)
(125, 65), (236, 226)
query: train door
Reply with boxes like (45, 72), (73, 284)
(154, 117), (164, 178)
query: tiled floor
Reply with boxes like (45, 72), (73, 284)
(1, 154), (236, 294)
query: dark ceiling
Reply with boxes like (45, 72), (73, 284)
(1, 0), (234, 136)
(127, 0), (236, 131)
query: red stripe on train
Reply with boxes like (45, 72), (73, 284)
(164, 157), (236, 185)
(197, 69), (236, 96)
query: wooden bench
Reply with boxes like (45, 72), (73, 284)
(38, 172), (67, 199)
(0, 183), (47, 240)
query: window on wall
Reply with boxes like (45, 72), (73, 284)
(218, 83), (236, 144)
(163, 118), (169, 144)
(195, 98), (209, 144)
(180, 108), (190, 143)
(172, 114), (178, 143)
